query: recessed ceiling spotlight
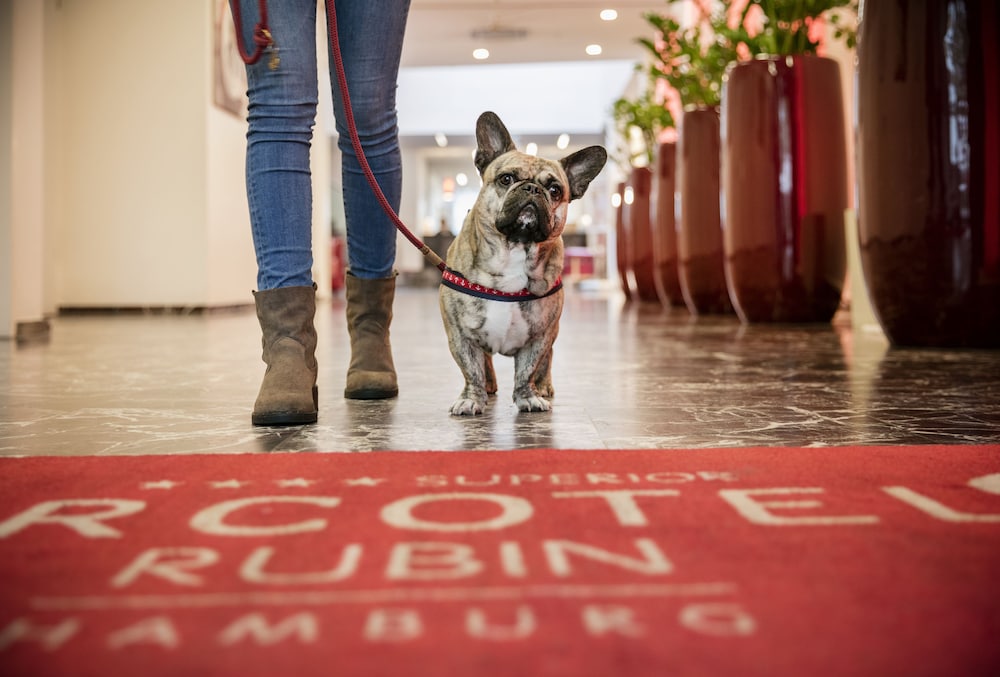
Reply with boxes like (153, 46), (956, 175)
(600, 9), (618, 21)
(525, 142), (538, 156)
(556, 133), (570, 150)
(473, 48), (490, 60)
(586, 44), (603, 56)
(434, 133), (448, 148)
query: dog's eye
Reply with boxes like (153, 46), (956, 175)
(498, 173), (515, 187)
(548, 184), (564, 201)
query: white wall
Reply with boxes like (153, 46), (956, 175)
(0, 0), (294, 322)
(0, 0), (13, 336)
(50, 0), (258, 309)
(1, 0), (48, 337)
(397, 60), (636, 137)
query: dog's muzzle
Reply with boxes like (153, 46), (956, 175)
(497, 183), (552, 244)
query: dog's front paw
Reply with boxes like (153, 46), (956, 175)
(515, 394), (552, 413)
(450, 397), (486, 416)
(534, 382), (554, 398)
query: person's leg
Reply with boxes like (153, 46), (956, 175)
(326, 0), (411, 399)
(234, 0), (320, 424)
(241, 0), (318, 290)
(327, 0), (410, 279)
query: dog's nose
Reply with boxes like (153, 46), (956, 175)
(517, 203), (539, 227)
(521, 183), (541, 196)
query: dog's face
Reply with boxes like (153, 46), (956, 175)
(478, 152), (570, 245)
(473, 112), (608, 245)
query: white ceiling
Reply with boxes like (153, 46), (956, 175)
(394, 1), (672, 139)
(401, 0), (668, 67)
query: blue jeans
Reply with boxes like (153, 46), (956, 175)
(234, 0), (411, 289)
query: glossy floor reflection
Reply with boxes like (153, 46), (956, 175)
(2, 285), (999, 456)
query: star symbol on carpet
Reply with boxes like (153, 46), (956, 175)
(343, 477), (386, 486)
(140, 480), (181, 490)
(209, 479), (247, 489)
(969, 473), (1000, 495)
(275, 478), (316, 488)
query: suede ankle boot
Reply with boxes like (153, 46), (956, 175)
(252, 284), (319, 425)
(344, 273), (398, 399)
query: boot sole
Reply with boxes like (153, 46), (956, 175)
(344, 388), (398, 400)
(252, 410), (318, 426)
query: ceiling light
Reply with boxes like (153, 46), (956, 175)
(455, 172), (469, 187)
(600, 9), (618, 21)
(556, 133), (570, 150)
(473, 48), (490, 60)
(434, 133), (448, 147)
(525, 142), (538, 156)
(586, 44), (603, 56)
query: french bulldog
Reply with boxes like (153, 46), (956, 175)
(439, 111), (607, 416)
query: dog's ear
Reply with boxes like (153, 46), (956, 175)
(474, 112), (516, 176)
(560, 146), (608, 200)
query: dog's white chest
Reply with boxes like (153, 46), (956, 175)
(479, 247), (532, 355)
(494, 247), (530, 293)
(482, 302), (531, 356)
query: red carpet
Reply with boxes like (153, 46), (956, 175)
(1, 445), (998, 676)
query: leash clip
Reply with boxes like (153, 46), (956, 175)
(260, 28), (280, 70)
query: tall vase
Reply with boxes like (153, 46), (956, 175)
(721, 55), (848, 323)
(622, 167), (660, 302)
(856, 1), (1000, 347)
(677, 106), (733, 315)
(614, 181), (633, 299)
(651, 142), (685, 308)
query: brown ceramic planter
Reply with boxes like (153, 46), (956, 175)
(677, 106), (733, 315)
(721, 55), (848, 323)
(622, 167), (659, 302)
(856, 1), (1000, 347)
(651, 142), (685, 308)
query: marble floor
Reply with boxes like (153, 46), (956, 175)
(1, 284), (999, 456)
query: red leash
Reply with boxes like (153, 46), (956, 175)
(231, 2), (562, 300)
(322, 1), (446, 271)
(230, 0), (280, 71)
(231, 0), (445, 271)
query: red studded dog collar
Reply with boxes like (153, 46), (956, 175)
(441, 267), (563, 302)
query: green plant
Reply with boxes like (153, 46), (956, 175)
(639, 5), (766, 108)
(611, 75), (675, 168)
(639, 1), (858, 110)
(744, 0), (859, 54)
